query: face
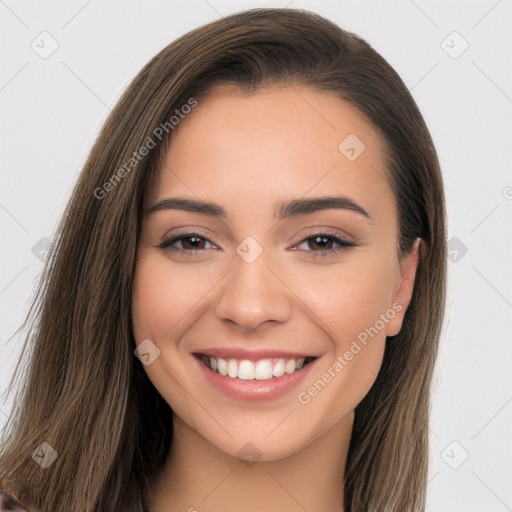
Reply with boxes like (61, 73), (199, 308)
(132, 84), (419, 461)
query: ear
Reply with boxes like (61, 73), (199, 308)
(385, 238), (422, 337)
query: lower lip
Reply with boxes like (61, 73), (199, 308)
(194, 356), (317, 402)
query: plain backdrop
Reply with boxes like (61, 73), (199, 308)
(1, 1), (511, 510)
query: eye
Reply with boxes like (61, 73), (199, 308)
(291, 231), (356, 257)
(156, 232), (217, 254)
(155, 230), (356, 258)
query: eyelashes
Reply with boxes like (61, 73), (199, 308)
(155, 230), (356, 258)
(156, 232), (216, 253)
(291, 233), (356, 256)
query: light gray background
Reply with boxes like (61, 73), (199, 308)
(1, 1), (511, 510)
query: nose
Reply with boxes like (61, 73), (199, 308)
(213, 249), (292, 333)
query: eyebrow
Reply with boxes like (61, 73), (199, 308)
(146, 196), (371, 220)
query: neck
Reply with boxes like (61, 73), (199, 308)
(147, 412), (353, 512)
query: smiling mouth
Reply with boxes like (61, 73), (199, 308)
(195, 354), (317, 381)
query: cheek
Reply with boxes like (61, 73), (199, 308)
(132, 255), (211, 341)
(301, 251), (397, 341)
(131, 255), (206, 413)
(293, 253), (395, 412)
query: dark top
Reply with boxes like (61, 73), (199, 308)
(0, 484), (29, 511)
(1, 483), (149, 511)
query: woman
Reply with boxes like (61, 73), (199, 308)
(0, 7), (446, 512)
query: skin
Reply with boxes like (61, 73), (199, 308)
(132, 84), (421, 512)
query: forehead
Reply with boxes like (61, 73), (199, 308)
(146, 84), (394, 223)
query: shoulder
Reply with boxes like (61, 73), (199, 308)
(0, 485), (29, 511)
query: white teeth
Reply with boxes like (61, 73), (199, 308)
(285, 359), (296, 374)
(272, 359), (285, 377)
(202, 355), (310, 380)
(217, 357), (228, 376)
(238, 360), (255, 380)
(227, 359), (238, 378)
(254, 359), (273, 380)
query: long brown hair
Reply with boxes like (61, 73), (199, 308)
(0, 8), (446, 511)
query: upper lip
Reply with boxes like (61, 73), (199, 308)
(193, 348), (318, 360)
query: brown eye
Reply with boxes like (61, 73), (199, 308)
(292, 233), (356, 257)
(307, 235), (336, 251)
(179, 236), (207, 250)
(156, 232), (217, 252)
